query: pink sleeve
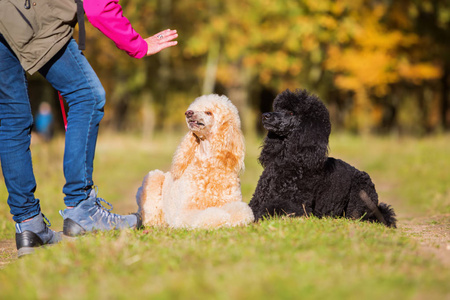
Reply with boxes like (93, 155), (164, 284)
(83, 0), (148, 58)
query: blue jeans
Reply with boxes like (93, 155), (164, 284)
(0, 36), (105, 222)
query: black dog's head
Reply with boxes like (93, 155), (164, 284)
(262, 89), (331, 138)
(260, 89), (331, 170)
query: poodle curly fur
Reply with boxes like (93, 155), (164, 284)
(136, 94), (254, 229)
(249, 89), (397, 227)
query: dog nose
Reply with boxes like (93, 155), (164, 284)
(185, 110), (194, 118)
(262, 112), (272, 120)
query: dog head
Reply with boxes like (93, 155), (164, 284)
(260, 89), (331, 169)
(185, 94), (241, 140)
(171, 94), (245, 179)
(184, 105), (215, 140)
(262, 89), (331, 139)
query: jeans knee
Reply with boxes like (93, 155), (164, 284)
(67, 84), (105, 112)
(92, 85), (106, 111)
(8, 115), (33, 132)
(0, 114), (33, 152)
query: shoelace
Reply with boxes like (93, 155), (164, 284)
(91, 186), (113, 212)
(42, 214), (52, 227)
(95, 197), (113, 212)
(94, 197), (124, 226)
(91, 186), (125, 223)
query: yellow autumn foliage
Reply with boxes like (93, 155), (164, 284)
(74, 0), (449, 133)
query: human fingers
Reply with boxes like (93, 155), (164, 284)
(153, 29), (177, 42)
(144, 30), (178, 56)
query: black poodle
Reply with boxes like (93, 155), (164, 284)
(249, 89), (396, 227)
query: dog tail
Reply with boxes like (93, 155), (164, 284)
(377, 202), (397, 228)
(359, 191), (397, 228)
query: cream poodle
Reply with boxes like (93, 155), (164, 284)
(136, 94), (254, 229)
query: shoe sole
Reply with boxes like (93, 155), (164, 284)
(63, 214), (141, 237)
(17, 247), (36, 258)
(17, 239), (61, 258)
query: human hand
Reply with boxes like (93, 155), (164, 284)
(144, 29), (178, 56)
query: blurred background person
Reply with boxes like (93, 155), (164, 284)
(34, 102), (54, 142)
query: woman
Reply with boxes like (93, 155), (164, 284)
(0, 0), (177, 257)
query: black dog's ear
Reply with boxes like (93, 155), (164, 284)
(286, 128), (328, 170)
(258, 132), (284, 168)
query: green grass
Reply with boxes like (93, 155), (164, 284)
(0, 218), (448, 299)
(328, 134), (450, 216)
(0, 132), (449, 299)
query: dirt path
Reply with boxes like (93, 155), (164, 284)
(400, 214), (450, 266)
(1, 215), (449, 268)
(0, 239), (15, 268)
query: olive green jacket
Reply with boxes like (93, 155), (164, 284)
(0, 0), (77, 74)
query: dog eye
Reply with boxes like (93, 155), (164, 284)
(205, 111), (213, 116)
(289, 112), (294, 116)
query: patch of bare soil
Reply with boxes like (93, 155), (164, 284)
(0, 239), (16, 268)
(400, 214), (450, 266)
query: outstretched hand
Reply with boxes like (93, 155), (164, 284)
(144, 29), (178, 56)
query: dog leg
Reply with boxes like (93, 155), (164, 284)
(221, 202), (255, 226)
(136, 170), (166, 226)
(180, 207), (231, 229)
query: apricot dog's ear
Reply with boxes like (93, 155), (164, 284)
(212, 118), (245, 174)
(171, 132), (198, 179)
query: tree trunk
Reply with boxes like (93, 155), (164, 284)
(202, 42), (220, 95)
(417, 86), (430, 134)
(441, 63), (449, 131)
(226, 68), (255, 137)
(354, 87), (372, 135)
(141, 90), (156, 141)
(157, 0), (172, 126)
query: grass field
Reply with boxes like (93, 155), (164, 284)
(0, 131), (449, 299)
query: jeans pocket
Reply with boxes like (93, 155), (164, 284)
(0, 2), (35, 50)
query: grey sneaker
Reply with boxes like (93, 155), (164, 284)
(15, 213), (62, 258)
(60, 189), (142, 237)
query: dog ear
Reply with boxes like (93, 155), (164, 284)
(258, 133), (283, 168)
(286, 129), (328, 170)
(171, 132), (199, 179)
(212, 119), (245, 174)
